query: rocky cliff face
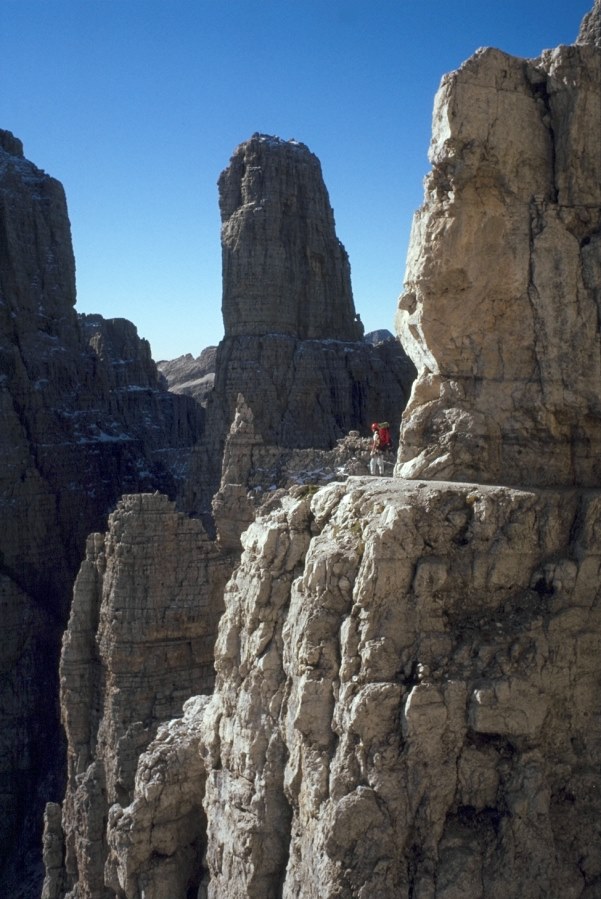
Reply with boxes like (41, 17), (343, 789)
(0, 131), (203, 897)
(44, 494), (231, 899)
(157, 346), (217, 406)
(396, 17), (601, 487)
(50, 5), (601, 898)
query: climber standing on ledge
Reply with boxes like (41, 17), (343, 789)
(369, 421), (386, 475)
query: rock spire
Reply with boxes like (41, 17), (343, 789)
(219, 133), (363, 341)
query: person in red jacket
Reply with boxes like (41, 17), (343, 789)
(369, 422), (385, 475)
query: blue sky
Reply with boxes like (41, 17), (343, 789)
(0, 0), (592, 360)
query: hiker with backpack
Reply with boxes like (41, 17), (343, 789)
(369, 421), (392, 475)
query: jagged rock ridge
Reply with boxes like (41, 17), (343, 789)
(577, 0), (601, 46)
(157, 345), (217, 406)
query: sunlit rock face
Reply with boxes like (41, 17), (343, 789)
(577, 0), (601, 46)
(395, 33), (601, 487)
(220, 133), (363, 341)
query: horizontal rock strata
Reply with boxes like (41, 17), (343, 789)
(220, 134), (362, 341)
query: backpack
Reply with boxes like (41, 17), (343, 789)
(377, 422), (392, 450)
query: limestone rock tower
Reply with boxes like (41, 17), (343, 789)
(219, 133), (363, 341)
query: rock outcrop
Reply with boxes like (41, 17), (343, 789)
(577, 0), (601, 46)
(38, 131), (413, 899)
(396, 22), (601, 487)
(220, 134), (362, 342)
(46, 494), (231, 899)
(203, 480), (601, 897)
(0, 131), (203, 897)
(211, 394), (378, 551)
(55, 5), (601, 898)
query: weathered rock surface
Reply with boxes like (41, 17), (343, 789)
(104, 695), (210, 899)
(577, 0), (601, 47)
(396, 27), (601, 487)
(202, 478), (601, 898)
(44, 494), (231, 899)
(101, 478), (601, 898)
(220, 134), (362, 341)
(211, 394), (384, 551)
(0, 130), (203, 897)
(38, 131), (412, 899)
(157, 346), (217, 406)
(68, 7), (601, 899)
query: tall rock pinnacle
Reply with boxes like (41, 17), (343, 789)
(219, 133), (363, 341)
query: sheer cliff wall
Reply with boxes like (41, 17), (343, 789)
(396, 30), (601, 487)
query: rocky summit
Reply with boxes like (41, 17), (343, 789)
(219, 133), (363, 341)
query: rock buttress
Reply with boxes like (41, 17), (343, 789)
(396, 39), (601, 487)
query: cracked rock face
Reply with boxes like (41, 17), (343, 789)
(183, 135), (415, 519)
(42, 7), (601, 897)
(105, 479), (601, 898)
(577, 0), (601, 47)
(396, 39), (601, 487)
(48, 494), (231, 899)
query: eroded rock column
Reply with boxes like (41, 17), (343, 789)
(48, 494), (232, 899)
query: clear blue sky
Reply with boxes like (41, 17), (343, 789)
(0, 0), (592, 360)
